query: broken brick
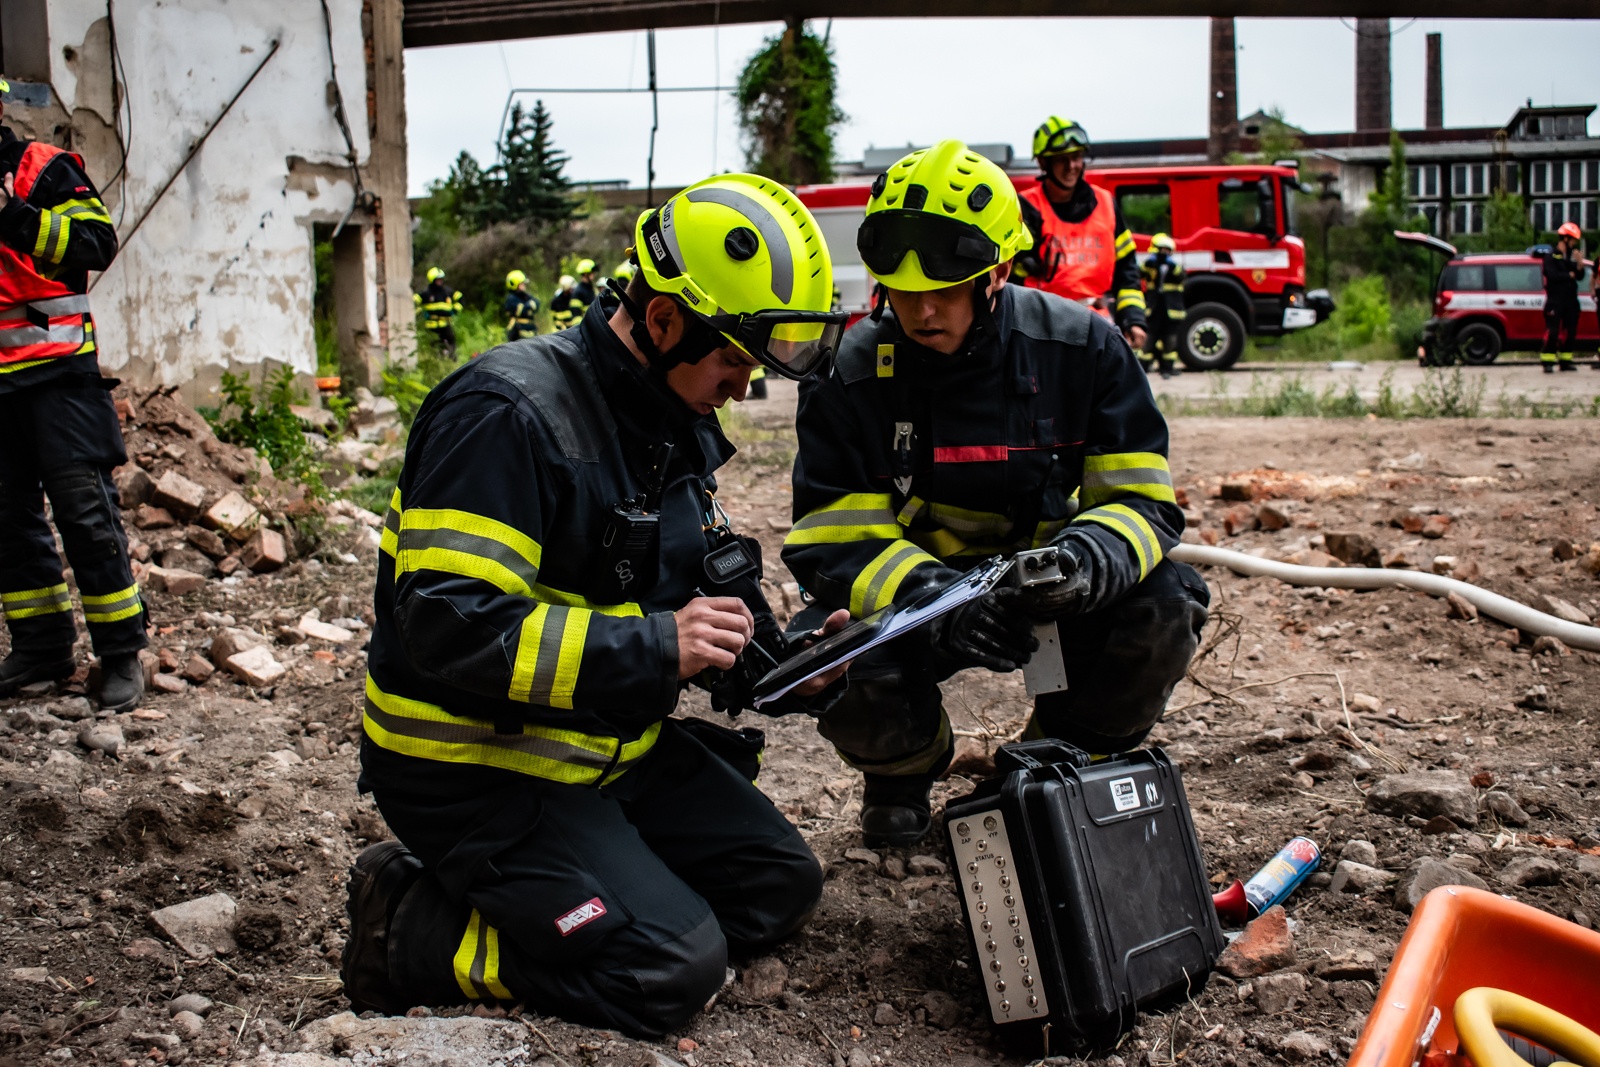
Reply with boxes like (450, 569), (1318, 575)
(240, 529), (288, 573)
(1215, 905), (1295, 978)
(203, 491), (261, 540)
(151, 470), (207, 520)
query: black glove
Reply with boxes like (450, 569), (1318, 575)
(927, 586), (1039, 672)
(1013, 539), (1092, 620)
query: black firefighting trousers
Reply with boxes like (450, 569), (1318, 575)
(793, 558), (1211, 776)
(369, 717), (823, 1038)
(0, 376), (147, 656)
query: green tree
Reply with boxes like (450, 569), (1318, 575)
(1330, 132), (1431, 300)
(736, 20), (845, 185)
(1483, 190), (1533, 251)
(491, 101), (575, 228)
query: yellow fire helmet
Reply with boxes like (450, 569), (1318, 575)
(576, 258), (597, 275)
(1032, 116), (1091, 160)
(857, 139), (1032, 292)
(425, 267), (446, 283)
(1149, 232), (1177, 252)
(632, 173), (847, 380)
(506, 269), (527, 289)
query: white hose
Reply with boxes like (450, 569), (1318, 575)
(1168, 543), (1600, 653)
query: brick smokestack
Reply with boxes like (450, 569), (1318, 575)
(1208, 17), (1239, 163)
(1424, 32), (1443, 129)
(1355, 18), (1392, 132)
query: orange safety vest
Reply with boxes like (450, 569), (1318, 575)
(1019, 183), (1117, 306)
(0, 143), (97, 371)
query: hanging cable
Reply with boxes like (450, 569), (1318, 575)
(317, 0), (368, 237)
(646, 28), (659, 205)
(104, 0), (134, 228)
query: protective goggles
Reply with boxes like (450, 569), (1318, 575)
(857, 210), (1000, 284)
(1037, 126), (1089, 156)
(701, 308), (849, 381)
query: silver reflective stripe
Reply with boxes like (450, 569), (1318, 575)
(685, 185), (795, 304)
(395, 525), (541, 593)
(0, 295), (92, 321)
(0, 323), (86, 349)
(658, 198), (687, 277)
(363, 694), (617, 775)
(860, 542), (926, 614)
(791, 508), (897, 533)
(521, 605), (572, 707)
(1083, 467), (1174, 491)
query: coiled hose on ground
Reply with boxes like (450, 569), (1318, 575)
(1168, 543), (1600, 654)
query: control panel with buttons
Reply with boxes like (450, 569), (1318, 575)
(948, 809), (1049, 1024)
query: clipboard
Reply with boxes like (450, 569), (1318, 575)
(751, 555), (1015, 709)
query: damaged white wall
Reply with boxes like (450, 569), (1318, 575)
(5, 0), (411, 398)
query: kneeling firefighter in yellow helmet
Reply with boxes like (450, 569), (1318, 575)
(782, 140), (1210, 846)
(503, 269), (541, 342)
(346, 174), (854, 1036)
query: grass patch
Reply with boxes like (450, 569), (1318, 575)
(1153, 367), (1586, 419)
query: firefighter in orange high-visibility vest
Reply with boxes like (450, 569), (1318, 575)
(1015, 117), (1148, 351)
(0, 75), (147, 711)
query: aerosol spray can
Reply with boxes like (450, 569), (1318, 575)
(1242, 836), (1322, 917)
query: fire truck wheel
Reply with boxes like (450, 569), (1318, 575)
(1179, 303), (1246, 371)
(1454, 322), (1502, 365)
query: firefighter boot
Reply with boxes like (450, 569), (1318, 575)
(98, 653), (144, 714)
(860, 773), (939, 847)
(342, 841), (426, 1015)
(0, 647), (76, 698)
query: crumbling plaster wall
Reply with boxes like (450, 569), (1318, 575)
(28, 0), (390, 400)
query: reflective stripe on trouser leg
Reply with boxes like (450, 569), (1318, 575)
(0, 473), (76, 653)
(42, 466), (146, 655)
(453, 909), (514, 1001)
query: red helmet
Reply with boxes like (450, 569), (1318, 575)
(1558, 221), (1583, 240)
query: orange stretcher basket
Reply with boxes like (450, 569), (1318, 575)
(1347, 885), (1600, 1067)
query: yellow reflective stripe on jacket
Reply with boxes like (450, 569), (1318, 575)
(394, 507), (543, 597)
(2, 583), (72, 620)
(34, 210), (71, 263)
(508, 602), (590, 707)
(785, 493), (900, 546)
(0, 356), (56, 374)
(82, 583), (142, 624)
(1076, 503), (1162, 580)
(381, 489), (401, 557)
(1115, 288), (1147, 311)
(924, 500), (1013, 539)
(531, 582), (642, 617)
(453, 909), (514, 1001)
(363, 675), (659, 783)
(849, 539), (939, 617)
(55, 197), (113, 225)
(1114, 230), (1137, 259)
(1080, 451), (1175, 509)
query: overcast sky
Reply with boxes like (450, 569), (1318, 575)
(404, 18), (1600, 196)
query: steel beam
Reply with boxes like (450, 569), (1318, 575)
(404, 0), (1596, 48)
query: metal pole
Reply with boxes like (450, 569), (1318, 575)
(646, 29), (659, 205)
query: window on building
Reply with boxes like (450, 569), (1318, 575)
(1452, 164), (1487, 197)
(1532, 162), (1548, 194)
(1418, 204), (1440, 235)
(1407, 165), (1440, 199)
(1532, 201), (1546, 231)
(1501, 166), (1520, 194)
(1115, 185), (1172, 237)
(1550, 202), (1566, 229)
(1587, 160), (1599, 192)
(1492, 264), (1542, 292)
(1451, 202), (1485, 235)
(1552, 162), (1566, 193)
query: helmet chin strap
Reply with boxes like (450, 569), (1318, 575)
(1040, 157), (1083, 196)
(607, 279), (721, 375)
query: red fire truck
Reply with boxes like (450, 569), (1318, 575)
(798, 162), (1331, 370)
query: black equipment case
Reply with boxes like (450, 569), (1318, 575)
(943, 739), (1224, 1051)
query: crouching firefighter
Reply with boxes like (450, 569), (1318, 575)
(345, 173), (853, 1038)
(783, 140), (1210, 847)
(0, 75), (148, 711)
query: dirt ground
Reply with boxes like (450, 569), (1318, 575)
(3, 386), (1599, 1067)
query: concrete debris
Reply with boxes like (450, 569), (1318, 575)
(1535, 594), (1592, 626)
(257, 1011), (543, 1067)
(224, 645), (287, 688)
(143, 565), (208, 596)
(1396, 857), (1489, 914)
(1499, 854), (1563, 888)
(1530, 635), (1572, 657)
(151, 470), (208, 520)
(241, 528), (289, 573)
(1215, 905), (1295, 978)
(918, 990), (963, 1030)
(1278, 1031), (1332, 1061)
(1328, 860), (1395, 894)
(168, 993), (214, 1016)
(1482, 791), (1532, 826)
(1364, 772), (1479, 827)
(149, 892), (238, 958)
(1339, 839), (1379, 866)
(77, 721), (125, 755)
(1323, 532), (1381, 567)
(1313, 949), (1380, 982)
(1446, 592), (1478, 621)
(298, 614), (355, 642)
(1253, 970), (1307, 1014)
(204, 491), (262, 538)
(210, 627), (268, 667)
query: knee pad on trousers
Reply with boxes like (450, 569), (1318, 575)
(42, 466), (124, 563)
(608, 911), (729, 1038)
(724, 840), (823, 953)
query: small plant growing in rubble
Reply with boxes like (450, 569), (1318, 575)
(202, 366), (329, 497)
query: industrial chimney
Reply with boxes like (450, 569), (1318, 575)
(1354, 18), (1391, 132)
(1424, 33), (1443, 129)
(1208, 17), (1239, 163)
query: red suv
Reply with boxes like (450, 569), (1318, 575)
(1403, 234), (1598, 364)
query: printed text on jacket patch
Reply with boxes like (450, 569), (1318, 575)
(556, 897), (607, 936)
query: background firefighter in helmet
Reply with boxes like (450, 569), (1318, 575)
(572, 257), (600, 313)
(1542, 222), (1585, 373)
(1014, 117), (1148, 351)
(344, 174), (854, 1037)
(549, 274), (581, 330)
(783, 141), (1209, 847)
(414, 267), (463, 357)
(1140, 233), (1186, 379)
(0, 76), (148, 712)
(503, 269), (540, 342)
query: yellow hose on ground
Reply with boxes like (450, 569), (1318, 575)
(1454, 987), (1600, 1067)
